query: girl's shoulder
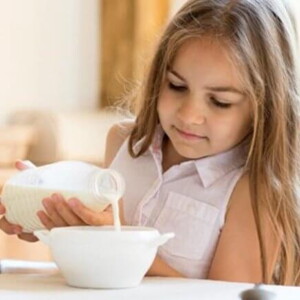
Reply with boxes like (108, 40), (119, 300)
(104, 120), (135, 167)
(227, 172), (250, 214)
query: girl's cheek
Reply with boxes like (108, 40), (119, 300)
(157, 95), (169, 113)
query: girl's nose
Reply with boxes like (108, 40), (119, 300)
(176, 99), (206, 125)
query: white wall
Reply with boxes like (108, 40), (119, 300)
(169, 0), (187, 18)
(0, 0), (100, 124)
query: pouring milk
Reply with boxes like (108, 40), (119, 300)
(1, 161), (125, 232)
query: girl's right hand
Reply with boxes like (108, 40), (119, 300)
(0, 160), (39, 242)
(36, 194), (115, 230)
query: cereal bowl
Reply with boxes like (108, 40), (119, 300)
(34, 226), (174, 289)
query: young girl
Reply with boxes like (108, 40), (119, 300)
(1, 0), (300, 285)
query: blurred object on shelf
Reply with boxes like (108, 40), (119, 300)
(0, 168), (18, 191)
(0, 125), (36, 167)
(8, 109), (128, 167)
(0, 125), (36, 192)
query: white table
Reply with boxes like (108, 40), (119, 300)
(0, 260), (300, 300)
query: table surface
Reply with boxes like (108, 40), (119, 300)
(0, 259), (300, 300)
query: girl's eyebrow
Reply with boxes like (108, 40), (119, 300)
(167, 68), (186, 82)
(205, 86), (245, 96)
(168, 68), (245, 96)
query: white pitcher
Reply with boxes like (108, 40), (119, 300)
(1, 161), (125, 232)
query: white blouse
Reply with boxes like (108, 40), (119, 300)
(110, 126), (248, 278)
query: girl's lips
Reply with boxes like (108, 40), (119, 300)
(175, 127), (206, 140)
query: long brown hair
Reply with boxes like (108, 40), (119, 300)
(128, 0), (300, 285)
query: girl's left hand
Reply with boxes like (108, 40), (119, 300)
(37, 194), (114, 230)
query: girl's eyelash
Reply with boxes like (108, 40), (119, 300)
(210, 97), (231, 109)
(167, 81), (232, 109)
(168, 82), (187, 92)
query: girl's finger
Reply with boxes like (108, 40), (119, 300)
(0, 203), (5, 214)
(17, 232), (38, 242)
(51, 195), (85, 226)
(0, 217), (22, 235)
(15, 160), (37, 171)
(42, 196), (68, 227)
(103, 204), (112, 212)
(37, 210), (56, 230)
(68, 198), (113, 226)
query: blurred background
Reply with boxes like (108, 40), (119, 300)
(0, 0), (186, 261)
(0, 0), (187, 182)
(0, 0), (299, 261)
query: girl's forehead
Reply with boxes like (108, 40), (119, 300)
(173, 37), (233, 67)
(170, 37), (244, 88)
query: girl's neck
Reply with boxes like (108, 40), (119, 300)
(162, 136), (190, 172)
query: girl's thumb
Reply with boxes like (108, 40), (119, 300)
(15, 160), (37, 171)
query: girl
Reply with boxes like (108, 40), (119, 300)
(1, 0), (300, 285)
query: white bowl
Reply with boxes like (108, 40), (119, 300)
(34, 226), (174, 289)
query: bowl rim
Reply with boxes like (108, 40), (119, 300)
(49, 225), (159, 233)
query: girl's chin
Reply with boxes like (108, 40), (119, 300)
(173, 146), (208, 160)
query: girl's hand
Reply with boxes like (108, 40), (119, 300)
(0, 159), (116, 242)
(0, 208), (38, 242)
(0, 160), (39, 242)
(15, 159), (37, 171)
(0, 201), (23, 235)
(37, 194), (114, 230)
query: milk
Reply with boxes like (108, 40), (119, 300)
(100, 190), (122, 231)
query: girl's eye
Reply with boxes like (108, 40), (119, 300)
(168, 82), (187, 92)
(210, 96), (232, 109)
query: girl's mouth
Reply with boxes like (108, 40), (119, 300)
(175, 127), (207, 141)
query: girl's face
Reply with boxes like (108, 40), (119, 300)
(157, 37), (253, 162)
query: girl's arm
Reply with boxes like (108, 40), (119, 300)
(207, 173), (280, 283)
(146, 255), (184, 277)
